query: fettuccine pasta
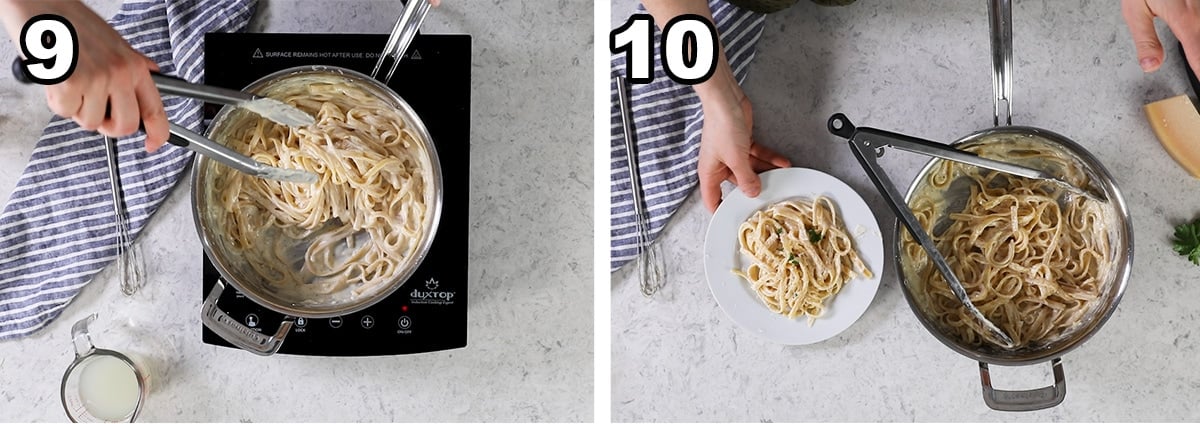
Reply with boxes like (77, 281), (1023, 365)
(733, 197), (872, 324)
(902, 140), (1114, 349)
(213, 76), (434, 300)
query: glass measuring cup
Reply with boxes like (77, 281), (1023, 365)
(60, 314), (151, 423)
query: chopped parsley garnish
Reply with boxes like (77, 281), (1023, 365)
(807, 229), (823, 243)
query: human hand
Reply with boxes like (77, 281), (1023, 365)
(0, 0), (168, 151)
(697, 88), (791, 213)
(1121, 0), (1200, 76)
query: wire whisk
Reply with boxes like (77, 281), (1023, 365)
(616, 77), (666, 297)
(105, 136), (145, 296)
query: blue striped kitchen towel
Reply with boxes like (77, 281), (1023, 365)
(0, 0), (256, 340)
(610, 0), (765, 272)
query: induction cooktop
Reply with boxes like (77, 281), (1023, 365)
(199, 32), (470, 356)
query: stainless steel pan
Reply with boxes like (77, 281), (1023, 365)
(193, 65), (443, 355)
(898, 0), (1133, 411)
(830, 0), (1133, 411)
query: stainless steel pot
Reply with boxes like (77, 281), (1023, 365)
(896, 127), (1133, 411)
(894, 0), (1133, 411)
(192, 65), (443, 355)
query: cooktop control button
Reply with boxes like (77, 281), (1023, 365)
(295, 317), (307, 328)
(360, 315), (375, 329)
(245, 313), (259, 328)
(329, 316), (343, 329)
(398, 316), (412, 330)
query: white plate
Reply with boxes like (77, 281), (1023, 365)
(703, 168), (885, 345)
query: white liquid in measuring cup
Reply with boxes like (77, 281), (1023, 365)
(78, 355), (140, 421)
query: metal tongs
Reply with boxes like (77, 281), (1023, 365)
(372, 0), (433, 84)
(827, 113), (1018, 348)
(11, 58), (315, 127)
(146, 75), (319, 184)
(10, 59), (318, 184)
(828, 113), (1103, 347)
(166, 123), (317, 184)
(151, 73), (315, 127)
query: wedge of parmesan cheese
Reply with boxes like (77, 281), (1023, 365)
(1145, 94), (1200, 178)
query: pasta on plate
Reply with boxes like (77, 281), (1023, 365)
(733, 197), (872, 324)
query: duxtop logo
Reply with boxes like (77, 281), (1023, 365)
(411, 278), (454, 305)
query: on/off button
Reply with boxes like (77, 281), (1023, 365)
(397, 316), (412, 330)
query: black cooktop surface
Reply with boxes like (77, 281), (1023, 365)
(200, 32), (469, 356)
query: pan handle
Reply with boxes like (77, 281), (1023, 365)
(978, 357), (1066, 411)
(202, 279), (293, 356)
(988, 0), (1014, 126)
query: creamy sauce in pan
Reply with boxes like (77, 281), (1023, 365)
(899, 133), (1121, 351)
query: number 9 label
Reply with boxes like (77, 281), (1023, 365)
(18, 15), (78, 85)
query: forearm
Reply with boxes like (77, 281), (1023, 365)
(0, 0), (83, 49)
(640, 0), (740, 109)
(0, 0), (35, 44)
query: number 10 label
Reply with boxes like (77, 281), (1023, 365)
(609, 14), (718, 85)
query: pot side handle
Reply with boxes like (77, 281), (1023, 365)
(202, 279), (293, 356)
(978, 357), (1066, 412)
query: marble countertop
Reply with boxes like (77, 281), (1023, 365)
(0, 0), (592, 422)
(612, 0), (1200, 421)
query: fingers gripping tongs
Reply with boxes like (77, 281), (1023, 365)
(827, 113), (1019, 348)
(9, 59), (318, 185)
